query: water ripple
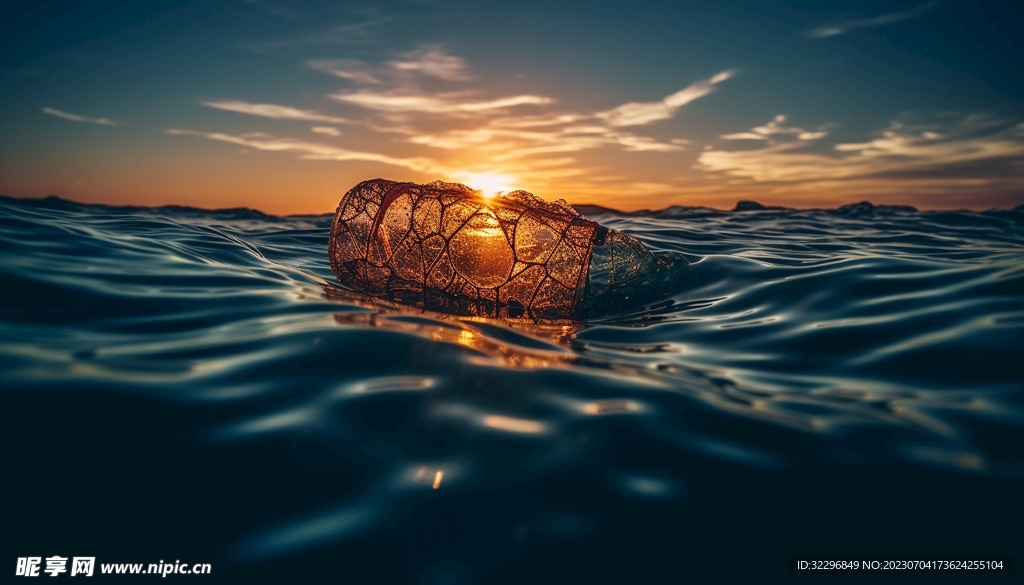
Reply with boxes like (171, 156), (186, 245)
(2, 196), (1023, 572)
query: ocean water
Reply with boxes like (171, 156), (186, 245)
(3, 194), (1022, 581)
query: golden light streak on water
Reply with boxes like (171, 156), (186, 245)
(329, 306), (579, 370)
(583, 400), (641, 415)
(482, 414), (546, 434)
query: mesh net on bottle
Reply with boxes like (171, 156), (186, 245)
(328, 179), (600, 320)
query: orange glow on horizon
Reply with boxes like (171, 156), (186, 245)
(451, 172), (517, 199)
(3, 156), (1018, 214)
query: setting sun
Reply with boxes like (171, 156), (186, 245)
(451, 172), (517, 199)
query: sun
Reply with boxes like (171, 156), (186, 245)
(451, 172), (517, 199)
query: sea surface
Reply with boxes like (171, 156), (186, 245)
(3, 195), (1022, 582)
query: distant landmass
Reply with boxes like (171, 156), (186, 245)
(571, 200), (930, 218)
(0, 194), (319, 221)
(3, 194), (1023, 219)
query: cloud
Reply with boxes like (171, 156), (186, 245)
(316, 48), (719, 153)
(166, 129), (442, 174)
(240, 6), (394, 51)
(42, 107), (119, 125)
(798, 131), (828, 140)
(182, 47), (735, 204)
(807, 3), (934, 38)
(595, 69), (736, 127)
(490, 114), (586, 128)
(614, 134), (686, 153)
(386, 46), (470, 81)
(405, 121), (684, 159)
(201, 100), (354, 124)
(698, 117), (1024, 184)
(313, 46), (555, 118)
(308, 45), (469, 86)
(331, 92), (553, 114)
(721, 114), (828, 141)
(307, 59), (381, 84)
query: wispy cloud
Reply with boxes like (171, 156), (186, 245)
(42, 107), (119, 125)
(201, 100), (354, 124)
(319, 45), (552, 117)
(721, 114), (829, 141)
(240, 6), (394, 51)
(331, 92), (553, 114)
(406, 124), (685, 160)
(489, 114), (586, 128)
(321, 48), (724, 156)
(386, 46), (471, 81)
(807, 3), (934, 38)
(166, 129), (442, 173)
(377, 64), (726, 159)
(595, 70), (737, 127)
(317, 46), (732, 126)
(307, 59), (382, 84)
(698, 116), (1024, 197)
(179, 45), (736, 202)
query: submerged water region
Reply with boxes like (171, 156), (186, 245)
(3, 195), (1022, 581)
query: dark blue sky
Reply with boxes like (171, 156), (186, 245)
(2, 0), (1021, 212)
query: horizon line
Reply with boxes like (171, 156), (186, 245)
(3, 193), (1021, 217)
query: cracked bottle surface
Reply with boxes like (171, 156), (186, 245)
(328, 179), (687, 321)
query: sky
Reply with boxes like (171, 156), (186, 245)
(1, 0), (1022, 214)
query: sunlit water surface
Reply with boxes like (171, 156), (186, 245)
(3, 196), (1022, 582)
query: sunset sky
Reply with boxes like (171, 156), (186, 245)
(2, 0), (1022, 214)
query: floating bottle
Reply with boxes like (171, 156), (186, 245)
(328, 179), (687, 320)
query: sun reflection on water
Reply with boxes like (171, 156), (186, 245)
(325, 296), (579, 369)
